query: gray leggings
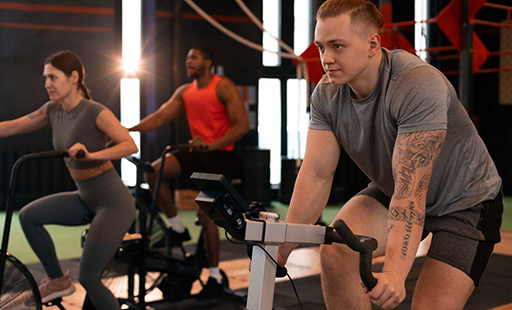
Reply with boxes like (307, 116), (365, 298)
(18, 168), (135, 310)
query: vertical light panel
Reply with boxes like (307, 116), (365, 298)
(294, 0), (311, 55)
(120, 78), (141, 186)
(122, 0), (142, 74)
(258, 78), (281, 185)
(415, 0), (428, 61)
(287, 79), (308, 159)
(262, 0), (281, 67)
(120, 0), (142, 186)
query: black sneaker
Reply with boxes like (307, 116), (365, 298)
(196, 277), (224, 301)
(153, 227), (191, 248)
(170, 228), (191, 246)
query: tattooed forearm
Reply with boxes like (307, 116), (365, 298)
(393, 130), (445, 199)
(389, 201), (425, 258)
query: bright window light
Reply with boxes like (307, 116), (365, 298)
(122, 0), (141, 74)
(121, 0), (142, 186)
(287, 79), (308, 159)
(120, 78), (141, 186)
(258, 78), (281, 184)
(415, 0), (428, 61)
(294, 0), (311, 55)
(262, 0), (281, 67)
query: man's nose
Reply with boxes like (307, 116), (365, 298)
(322, 49), (334, 65)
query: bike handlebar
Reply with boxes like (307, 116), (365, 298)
(328, 219), (378, 290)
(122, 143), (208, 174)
(0, 149), (84, 291)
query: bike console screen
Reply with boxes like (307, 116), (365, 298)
(190, 172), (248, 241)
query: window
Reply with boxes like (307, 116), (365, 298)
(120, 0), (142, 186)
(258, 78), (281, 185)
(287, 79), (308, 159)
(415, 0), (428, 61)
(294, 0), (312, 55)
(262, 0), (281, 67)
(259, 0), (312, 185)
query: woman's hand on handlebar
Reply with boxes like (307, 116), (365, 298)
(188, 137), (209, 152)
(366, 271), (406, 309)
(68, 143), (89, 161)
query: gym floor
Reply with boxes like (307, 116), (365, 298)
(26, 231), (512, 310)
(5, 197), (512, 309)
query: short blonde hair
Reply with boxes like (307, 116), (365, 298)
(316, 0), (384, 34)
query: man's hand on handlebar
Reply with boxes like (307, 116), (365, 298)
(366, 271), (406, 309)
(188, 137), (209, 152)
(277, 243), (299, 268)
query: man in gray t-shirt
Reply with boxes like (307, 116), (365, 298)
(278, 1), (503, 309)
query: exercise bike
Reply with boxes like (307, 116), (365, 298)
(0, 150), (84, 310)
(91, 144), (242, 309)
(191, 172), (378, 310)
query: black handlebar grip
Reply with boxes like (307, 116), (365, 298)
(333, 219), (378, 291)
(76, 150), (86, 159)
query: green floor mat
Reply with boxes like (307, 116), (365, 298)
(2, 196), (511, 264)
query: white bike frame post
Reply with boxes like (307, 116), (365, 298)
(244, 212), (327, 310)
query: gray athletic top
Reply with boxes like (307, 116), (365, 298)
(309, 48), (502, 217)
(45, 99), (108, 169)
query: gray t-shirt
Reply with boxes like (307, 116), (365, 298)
(309, 48), (501, 216)
(45, 99), (108, 169)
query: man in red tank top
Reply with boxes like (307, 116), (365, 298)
(129, 46), (249, 300)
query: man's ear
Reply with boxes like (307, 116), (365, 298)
(368, 33), (381, 57)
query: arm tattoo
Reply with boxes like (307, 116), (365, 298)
(415, 174), (430, 202)
(393, 130), (444, 199)
(28, 110), (42, 120)
(389, 201), (425, 258)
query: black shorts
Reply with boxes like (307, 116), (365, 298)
(356, 185), (503, 286)
(173, 149), (241, 180)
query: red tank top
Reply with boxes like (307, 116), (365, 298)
(183, 74), (234, 151)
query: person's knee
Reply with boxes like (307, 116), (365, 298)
(320, 244), (354, 272)
(18, 207), (34, 227)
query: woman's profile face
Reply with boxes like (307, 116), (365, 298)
(43, 63), (77, 102)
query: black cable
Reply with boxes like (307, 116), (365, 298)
(224, 229), (304, 310)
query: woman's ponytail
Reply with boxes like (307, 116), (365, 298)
(80, 84), (91, 100)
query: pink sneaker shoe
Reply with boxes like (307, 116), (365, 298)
(39, 271), (76, 303)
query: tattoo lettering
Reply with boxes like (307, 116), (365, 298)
(393, 130), (444, 199)
(28, 110), (42, 120)
(389, 202), (425, 259)
(388, 204), (425, 226)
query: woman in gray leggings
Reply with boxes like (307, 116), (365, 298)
(0, 50), (137, 309)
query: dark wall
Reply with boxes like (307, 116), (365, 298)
(0, 0), (263, 207)
(0, 0), (119, 208)
(427, 0), (512, 195)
